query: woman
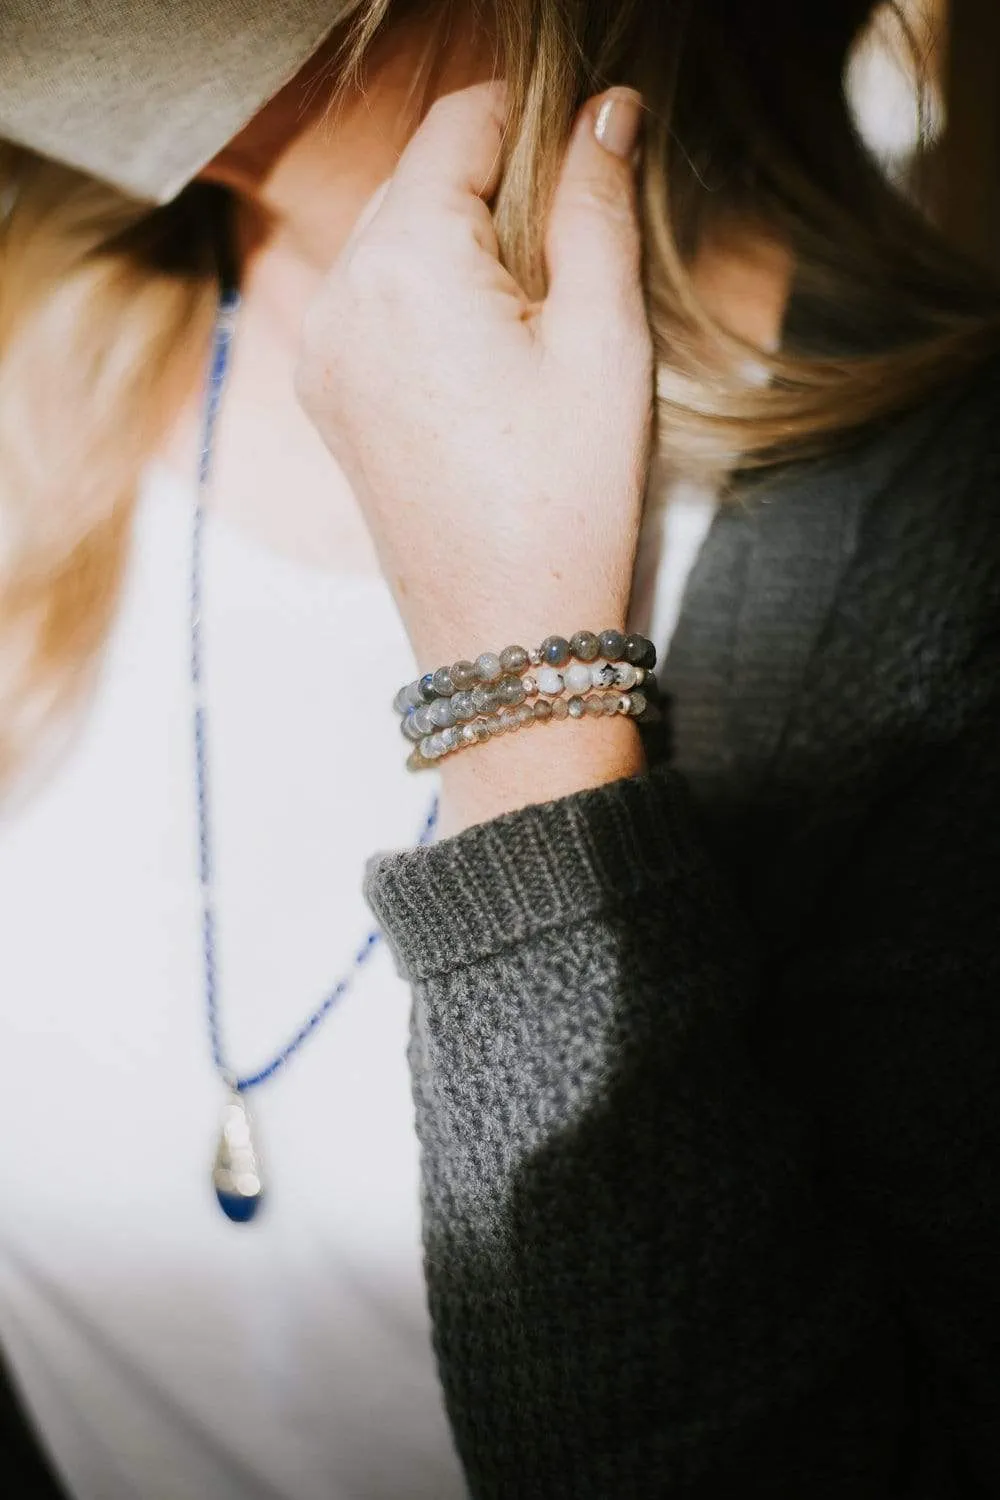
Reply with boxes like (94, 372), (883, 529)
(1, 0), (998, 1495)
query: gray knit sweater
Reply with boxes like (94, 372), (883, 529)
(366, 359), (1000, 1498)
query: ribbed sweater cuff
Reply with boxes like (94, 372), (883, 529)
(364, 764), (702, 981)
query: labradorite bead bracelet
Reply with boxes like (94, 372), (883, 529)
(405, 685), (651, 771)
(393, 631), (657, 718)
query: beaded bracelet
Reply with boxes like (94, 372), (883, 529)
(399, 661), (658, 742)
(393, 629), (657, 718)
(405, 684), (651, 771)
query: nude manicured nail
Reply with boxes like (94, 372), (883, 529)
(593, 91), (644, 159)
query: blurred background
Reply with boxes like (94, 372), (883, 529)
(852, 0), (1000, 270)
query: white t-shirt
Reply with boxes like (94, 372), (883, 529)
(0, 463), (715, 1500)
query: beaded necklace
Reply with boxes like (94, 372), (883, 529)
(192, 290), (438, 1222)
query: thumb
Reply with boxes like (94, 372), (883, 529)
(543, 89), (646, 344)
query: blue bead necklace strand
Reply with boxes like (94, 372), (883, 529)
(193, 289), (439, 1223)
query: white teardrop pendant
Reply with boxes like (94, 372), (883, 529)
(213, 1088), (264, 1223)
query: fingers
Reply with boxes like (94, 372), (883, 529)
(543, 89), (648, 347)
(371, 81), (507, 261)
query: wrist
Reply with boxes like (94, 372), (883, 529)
(436, 713), (645, 837)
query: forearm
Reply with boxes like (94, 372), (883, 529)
(436, 714), (645, 835)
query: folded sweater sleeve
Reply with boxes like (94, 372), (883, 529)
(365, 736), (1000, 1498)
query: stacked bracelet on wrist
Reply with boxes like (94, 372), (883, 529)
(393, 630), (658, 771)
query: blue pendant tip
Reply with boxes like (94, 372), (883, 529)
(216, 1189), (262, 1224)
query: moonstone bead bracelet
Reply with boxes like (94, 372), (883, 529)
(405, 686), (650, 771)
(393, 630), (657, 717)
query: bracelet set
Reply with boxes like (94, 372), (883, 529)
(393, 630), (658, 771)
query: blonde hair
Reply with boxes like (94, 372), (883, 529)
(2, 0), (999, 786)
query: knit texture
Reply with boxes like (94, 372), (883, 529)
(367, 360), (1000, 1498)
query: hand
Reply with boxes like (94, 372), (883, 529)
(297, 81), (653, 825)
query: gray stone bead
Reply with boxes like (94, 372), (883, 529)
(499, 645), (529, 675)
(551, 698), (570, 719)
(614, 663), (639, 690)
(432, 666), (455, 697)
(450, 660), (478, 691)
(485, 716), (506, 736)
(460, 724), (479, 746)
(419, 674), (437, 703)
(597, 629), (626, 661)
(540, 635), (571, 668)
(498, 676), (526, 706)
(569, 630), (600, 662)
(472, 720), (491, 743)
(630, 691), (647, 717)
(393, 685), (413, 715)
(451, 691), (477, 721)
(402, 713), (424, 741)
(584, 695), (604, 717)
(412, 704), (436, 735)
(469, 685), (491, 712)
(475, 651), (502, 683)
(516, 703), (534, 726)
(533, 700), (553, 722)
(624, 633), (657, 669)
(498, 708), (519, 731)
(429, 698), (456, 728)
(421, 734), (440, 758)
(441, 726), (462, 751)
(567, 696), (586, 718)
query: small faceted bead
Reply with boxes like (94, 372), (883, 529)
(591, 662), (617, 689)
(564, 663), (593, 694)
(584, 695), (604, 717)
(533, 700), (553, 722)
(631, 691), (647, 717)
(441, 726), (462, 751)
(419, 673), (437, 703)
(598, 629), (626, 661)
(567, 696), (586, 719)
(429, 698), (456, 728)
(605, 692), (623, 715)
(498, 676), (526, 706)
(499, 645), (530, 675)
(460, 724), (478, 746)
(540, 635), (571, 668)
(472, 720), (491, 743)
(485, 716), (506, 736)
(516, 703), (535, 726)
(421, 734), (440, 758)
(432, 666), (455, 697)
(475, 651), (502, 683)
(450, 660), (478, 691)
(569, 630), (600, 662)
(601, 693), (619, 715)
(536, 667), (564, 696)
(614, 663), (638, 690)
(412, 704), (435, 735)
(551, 697), (569, 719)
(498, 707), (519, 731)
(624, 633), (657, 669)
(528, 648), (542, 667)
(521, 674), (538, 697)
(451, 691), (477, 721)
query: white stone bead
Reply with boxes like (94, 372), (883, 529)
(564, 663), (593, 694)
(536, 667), (564, 696)
(614, 663), (638, 690)
(591, 661), (617, 689)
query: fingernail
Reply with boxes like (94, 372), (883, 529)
(593, 90), (644, 160)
